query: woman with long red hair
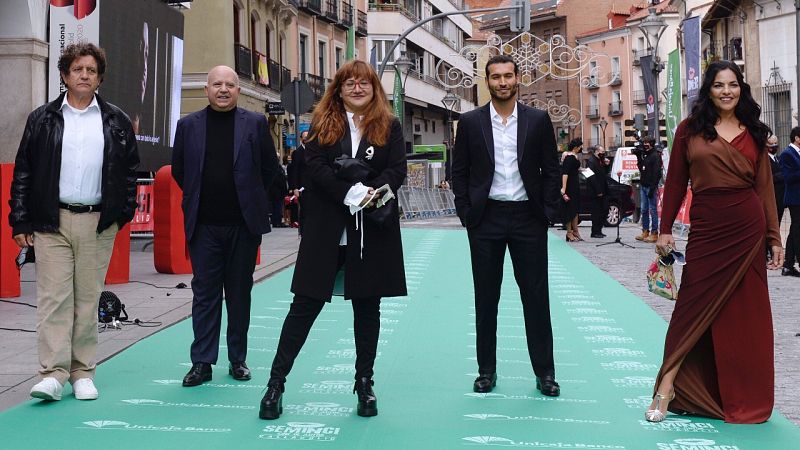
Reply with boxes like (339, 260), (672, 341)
(259, 60), (407, 420)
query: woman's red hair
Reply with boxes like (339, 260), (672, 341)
(309, 60), (395, 147)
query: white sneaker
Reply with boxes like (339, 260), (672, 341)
(72, 378), (99, 400)
(30, 377), (63, 401)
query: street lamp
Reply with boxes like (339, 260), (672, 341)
(598, 117), (608, 148)
(441, 91), (459, 180)
(393, 50), (414, 130)
(638, 7), (667, 142)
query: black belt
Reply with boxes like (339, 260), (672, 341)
(59, 202), (102, 213)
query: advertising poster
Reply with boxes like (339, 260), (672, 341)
(49, 0), (184, 171)
(683, 16), (701, 110)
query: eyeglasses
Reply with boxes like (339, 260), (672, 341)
(342, 79), (372, 92)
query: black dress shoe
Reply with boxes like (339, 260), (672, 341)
(781, 267), (800, 277)
(536, 375), (560, 397)
(473, 373), (497, 393)
(229, 361), (251, 381)
(182, 362), (212, 387)
(354, 377), (378, 417)
(259, 382), (283, 420)
(591, 233), (607, 238)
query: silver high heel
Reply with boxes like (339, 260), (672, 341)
(645, 390), (675, 422)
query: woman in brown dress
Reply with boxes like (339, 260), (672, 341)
(647, 61), (784, 424)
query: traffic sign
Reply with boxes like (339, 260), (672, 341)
(265, 101), (285, 115)
(280, 80), (315, 116)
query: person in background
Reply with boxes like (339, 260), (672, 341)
(586, 145), (609, 238)
(172, 65), (280, 388)
(561, 138), (583, 242)
(635, 136), (663, 243)
(780, 127), (800, 277)
(9, 43), (139, 401)
(650, 60), (782, 424)
(287, 131), (309, 231)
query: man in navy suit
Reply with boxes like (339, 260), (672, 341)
(780, 127), (800, 277)
(452, 55), (562, 397)
(172, 65), (280, 386)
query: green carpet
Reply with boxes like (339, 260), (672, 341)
(1, 228), (798, 449)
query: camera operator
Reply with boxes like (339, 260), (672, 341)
(634, 136), (663, 243)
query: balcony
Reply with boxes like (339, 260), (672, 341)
(369, 1), (418, 22)
(267, 58), (291, 92)
(632, 48), (651, 66)
(339, 1), (354, 28)
(355, 9), (367, 36)
(321, 0), (338, 23)
(609, 72), (622, 86)
(586, 76), (599, 89)
(299, 0), (322, 15)
(301, 72), (332, 100)
(234, 43), (253, 78)
(585, 106), (600, 119)
(608, 101), (623, 117)
(632, 90), (646, 105)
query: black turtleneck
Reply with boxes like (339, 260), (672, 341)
(198, 106), (244, 225)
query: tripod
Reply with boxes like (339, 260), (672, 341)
(597, 174), (634, 248)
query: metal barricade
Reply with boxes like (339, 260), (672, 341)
(397, 186), (456, 220)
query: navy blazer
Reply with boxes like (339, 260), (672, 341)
(451, 102), (561, 229)
(780, 145), (800, 207)
(171, 107), (280, 241)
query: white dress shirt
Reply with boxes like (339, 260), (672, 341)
(340, 111), (371, 245)
(59, 95), (104, 205)
(791, 143), (800, 157)
(488, 102), (528, 201)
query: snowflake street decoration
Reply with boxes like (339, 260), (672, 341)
(530, 98), (581, 128)
(436, 32), (614, 89)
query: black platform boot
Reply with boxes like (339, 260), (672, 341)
(259, 381), (284, 420)
(354, 377), (378, 417)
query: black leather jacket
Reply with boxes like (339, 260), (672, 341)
(8, 93), (140, 236)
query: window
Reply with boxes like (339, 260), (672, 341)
(614, 121), (623, 145)
(318, 41), (327, 79)
(299, 34), (308, 74)
(233, 3), (241, 44)
(265, 26), (272, 60)
(335, 47), (343, 71)
(250, 13), (258, 53)
(611, 57), (620, 76)
(373, 40), (398, 65)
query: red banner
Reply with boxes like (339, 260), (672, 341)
(50, 0), (97, 19)
(131, 183), (155, 233)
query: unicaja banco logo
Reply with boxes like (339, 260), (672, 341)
(463, 436), (515, 445)
(84, 421), (129, 429)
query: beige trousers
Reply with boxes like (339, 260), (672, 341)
(33, 210), (117, 384)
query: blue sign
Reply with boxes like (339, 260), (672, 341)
(285, 133), (297, 148)
(299, 123), (311, 132)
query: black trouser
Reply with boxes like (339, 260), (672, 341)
(786, 205), (800, 269)
(187, 224), (261, 364)
(467, 200), (555, 377)
(591, 195), (607, 235)
(269, 249), (381, 384)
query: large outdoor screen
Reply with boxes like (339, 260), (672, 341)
(49, 0), (184, 171)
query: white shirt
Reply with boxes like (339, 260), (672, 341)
(488, 102), (528, 201)
(340, 111), (371, 245)
(791, 143), (800, 157)
(59, 95), (104, 205)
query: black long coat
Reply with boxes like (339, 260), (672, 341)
(290, 118), (407, 300)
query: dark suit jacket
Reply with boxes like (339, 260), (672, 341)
(586, 154), (609, 197)
(780, 145), (800, 206)
(291, 119), (407, 300)
(287, 145), (307, 191)
(451, 102), (561, 228)
(770, 153), (785, 211)
(171, 106), (280, 241)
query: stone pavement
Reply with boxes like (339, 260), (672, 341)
(2, 217), (799, 426)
